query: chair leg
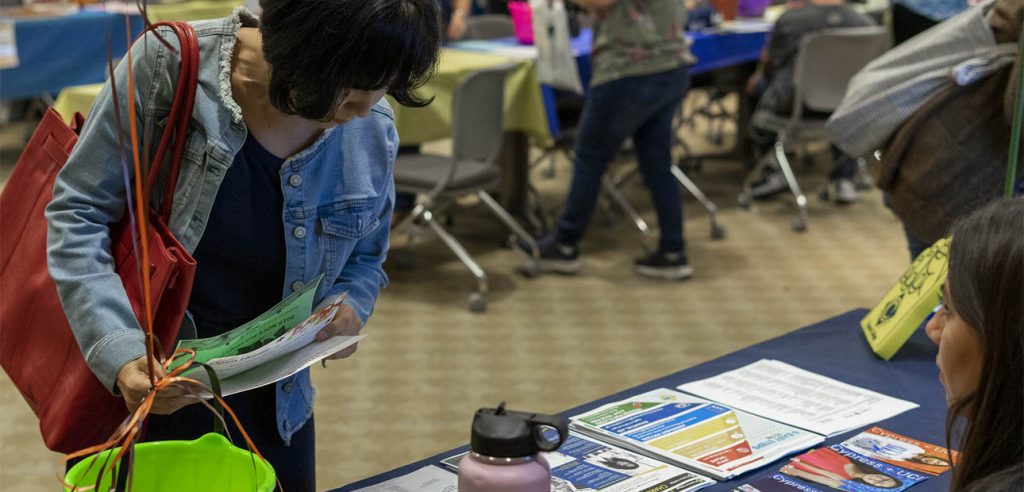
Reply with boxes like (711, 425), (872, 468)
(773, 140), (809, 232)
(670, 165), (726, 241)
(419, 207), (489, 312)
(601, 175), (653, 247)
(477, 191), (539, 259)
(738, 150), (773, 209)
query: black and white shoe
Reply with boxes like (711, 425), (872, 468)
(635, 250), (694, 280)
(527, 234), (581, 274)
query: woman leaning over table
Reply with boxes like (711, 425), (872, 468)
(924, 198), (1024, 492)
(45, 1), (441, 489)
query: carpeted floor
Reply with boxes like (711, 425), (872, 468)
(0, 94), (913, 491)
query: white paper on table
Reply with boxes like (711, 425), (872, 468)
(677, 359), (919, 436)
(0, 21), (18, 69)
(352, 465), (457, 492)
(718, 19), (773, 33)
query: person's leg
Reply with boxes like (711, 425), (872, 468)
(631, 67), (690, 254)
(554, 78), (654, 247)
(829, 144), (861, 204)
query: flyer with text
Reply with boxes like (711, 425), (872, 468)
(570, 388), (823, 480)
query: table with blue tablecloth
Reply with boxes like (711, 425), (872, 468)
(331, 309), (950, 491)
(0, 11), (144, 100)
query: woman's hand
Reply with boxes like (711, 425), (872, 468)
(115, 356), (198, 414)
(315, 304), (363, 360)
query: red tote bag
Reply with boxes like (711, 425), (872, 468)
(0, 21), (199, 454)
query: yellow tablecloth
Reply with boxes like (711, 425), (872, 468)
(388, 49), (552, 146)
(54, 48), (553, 146)
(146, 0), (239, 22)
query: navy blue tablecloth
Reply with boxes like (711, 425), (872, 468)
(332, 309), (950, 491)
(0, 11), (144, 100)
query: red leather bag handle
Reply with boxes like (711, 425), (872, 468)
(142, 21), (200, 222)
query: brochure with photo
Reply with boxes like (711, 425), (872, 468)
(732, 443), (930, 492)
(840, 427), (957, 476)
(569, 388), (824, 481)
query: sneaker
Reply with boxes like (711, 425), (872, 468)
(635, 250), (694, 280)
(526, 234), (581, 274)
(750, 169), (789, 199)
(834, 178), (861, 204)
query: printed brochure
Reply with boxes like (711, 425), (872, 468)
(839, 427), (956, 476)
(732, 441), (932, 492)
(441, 432), (715, 492)
(677, 360), (919, 436)
(175, 275), (363, 395)
(570, 388), (825, 481)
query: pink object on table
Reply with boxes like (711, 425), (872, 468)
(738, 0), (771, 17)
(508, 1), (534, 45)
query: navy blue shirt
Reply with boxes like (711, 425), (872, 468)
(189, 134), (286, 336)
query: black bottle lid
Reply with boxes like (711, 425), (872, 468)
(469, 402), (570, 459)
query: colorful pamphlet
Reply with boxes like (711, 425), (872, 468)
(569, 388), (825, 481)
(175, 274), (364, 395)
(839, 427), (957, 476)
(677, 360), (920, 437)
(442, 432), (716, 492)
(732, 442), (932, 492)
(861, 237), (950, 360)
(732, 428), (954, 491)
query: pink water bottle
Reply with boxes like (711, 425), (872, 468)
(458, 402), (569, 492)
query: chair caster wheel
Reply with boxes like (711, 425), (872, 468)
(710, 223), (726, 240)
(468, 293), (487, 313)
(738, 193), (752, 210)
(792, 217), (808, 232)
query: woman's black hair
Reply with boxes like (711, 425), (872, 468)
(944, 198), (1024, 491)
(259, 0), (442, 120)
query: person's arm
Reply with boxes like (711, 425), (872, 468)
(46, 26), (196, 413)
(315, 123), (397, 360)
(446, 0), (472, 40)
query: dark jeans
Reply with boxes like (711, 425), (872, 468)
(556, 66), (691, 252)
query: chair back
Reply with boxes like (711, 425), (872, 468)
(465, 14), (516, 39)
(793, 26), (891, 114)
(452, 64), (515, 165)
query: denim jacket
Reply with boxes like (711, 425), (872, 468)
(45, 9), (395, 444)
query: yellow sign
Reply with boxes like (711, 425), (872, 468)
(862, 237), (950, 360)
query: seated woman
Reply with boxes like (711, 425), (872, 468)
(924, 198), (1024, 491)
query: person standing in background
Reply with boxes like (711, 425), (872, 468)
(530, 0), (695, 280)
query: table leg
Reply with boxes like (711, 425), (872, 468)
(496, 130), (547, 235)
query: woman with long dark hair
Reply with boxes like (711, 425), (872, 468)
(924, 198), (1024, 491)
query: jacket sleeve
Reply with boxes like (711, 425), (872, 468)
(46, 28), (179, 392)
(316, 121), (397, 326)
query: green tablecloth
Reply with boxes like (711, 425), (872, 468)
(54, 48), (552, 146)
(388, 49), (552, 147)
